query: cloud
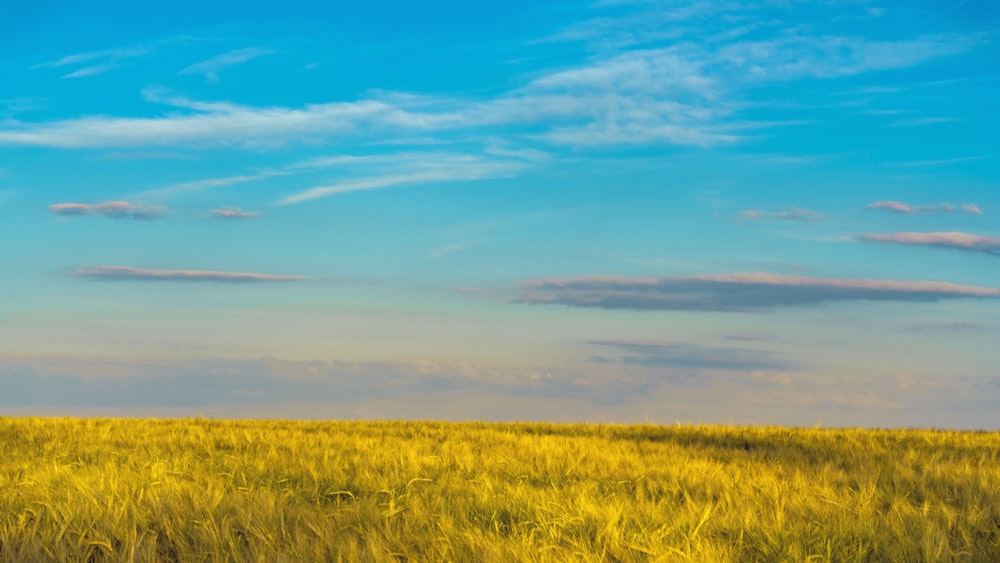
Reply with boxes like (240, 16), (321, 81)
(858, 232), (1000, 256)
(889, 155), (989, 167)
(49, 201), (167, 219)
(908, 321), (993, 333)
(136, 170), (289, 200)
(2, 354), (997, 427)
(32, 45), (149, 78)
(179, 48), (276, 82)
(589, 339), (794, 371)
(0, 91), (436, 149)
(61, 63), (121, 79)
(515, 272), (1000, 312)
(0, 356), (652, 410)
(866, 201), (982, 215)
(3, 6), (983, 156)
(211, 207), (261, 219)
(739, 208), (823, 222)
(276, 155), (523, 204)
(725, 332), (771, 341)
(886, 117), (957, 127)
(713, 33), (977, 80)
(72, 266), (304, 283)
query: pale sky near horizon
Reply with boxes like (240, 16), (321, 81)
(2, 0), (998, 428)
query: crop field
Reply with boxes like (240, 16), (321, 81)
(0, 418), (998, 561)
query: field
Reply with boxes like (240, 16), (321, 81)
(0, 418), (998, 561)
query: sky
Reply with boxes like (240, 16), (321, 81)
(1, 0), (998, 428)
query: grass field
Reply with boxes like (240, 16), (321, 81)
(0, 418), (997, 561)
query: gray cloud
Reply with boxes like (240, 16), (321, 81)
(1, 356), (997, 428)
(589, 340), (794, 371)
(50, 201), (167, 220)
(908, 321), (993, 333)
(858, 232), (1000, 256)
(0, 356), (650, 409)
(867, 201), (982, 215)
(725, 332), (771, 341)
(739, 208), (823, 222)
(72, 266), (304, 283)
(211, 207), (261, 219)
(516, 273), (1000, 312)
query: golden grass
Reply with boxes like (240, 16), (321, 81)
(0, 418), (997, 561)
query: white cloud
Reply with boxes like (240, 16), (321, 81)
(3, 5), (983, 156)
(61, 63), (122, 79)
(73, 266), (303, 282)
(31, 45), (150, 78)
(887, 117), (956, 127)
(179, 48), (276, 82)
(136, 170), (288, 200)
(276, 156), (523, 204)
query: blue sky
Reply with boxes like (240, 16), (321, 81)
(2, 0), (999, 427)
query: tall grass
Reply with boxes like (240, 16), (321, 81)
(0, 418), (997, 561)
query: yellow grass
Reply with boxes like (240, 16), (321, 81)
(0, 418), (998, 561)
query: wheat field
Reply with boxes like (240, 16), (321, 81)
(0, 417), (997, 561)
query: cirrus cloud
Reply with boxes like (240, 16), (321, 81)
(50, 201), (167, 220)
(867, 201), (983, 215)
(515, 272), (1000, 312)
(589, 339), (794, 371)
(858, 232), (1000, 256)
(179, 48), (276, 82)
(739, 208), (824, 222)
(72, 266), (304, 283)
(211, 207), (261, 219)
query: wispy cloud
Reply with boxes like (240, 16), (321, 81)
(3, 0), (985, 180)
(0, 94), (416, 149)
(276, 155), (523, 204)
(516, 273), (1000, 312)
(179, 48), (276, 82)
(858, 232), (1000, 256)
(32, 45), (149, 79)
(72, 266), (304, 283)
(61, 63), (122, 79)
(867, 201), (982, 215)
(739, 208), (823, 222)
(725, 332), (771, 341)
(211, 207), (261, 219)
(908, 321), (993, 333)
(0, 356), (654, 410)
(713, 33), (977, 80)
(886, 117), (956, 127)
(589, 339), (794, 371)
(136, 170), (288, 200)
(49, 201), (167, 220)
(888, 155), (989, 167)
(0, 97), (46, 115)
